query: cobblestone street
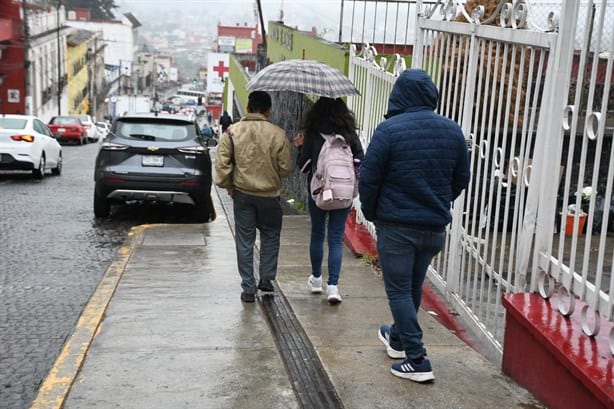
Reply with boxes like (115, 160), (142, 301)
(0, 142), (197, 409)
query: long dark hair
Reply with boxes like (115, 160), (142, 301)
(300, 97), (357, 144)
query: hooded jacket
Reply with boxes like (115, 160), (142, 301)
(358, 69), (470, 230)
(215, 113), (292, 197)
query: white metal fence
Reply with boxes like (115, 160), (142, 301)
(348, 0), (614, 363)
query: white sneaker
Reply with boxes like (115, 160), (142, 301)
(308, 275), (322, 293)
(326, 285), (342, 304)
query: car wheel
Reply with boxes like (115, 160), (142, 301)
(51, 153), (62, 176)
(33, 155), (45, 179)
(193, 194), (216, 222)
(94, 190), (111, 218)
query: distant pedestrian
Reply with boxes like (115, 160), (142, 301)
(215, 91), (292, 303)
(295, 97), (364, 304)
(200, 123), (213, 140)
(220, 110), (232, 133)
(358, 69), (470, 382)
(207, 111), (213, 124)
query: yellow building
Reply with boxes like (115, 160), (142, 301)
(66, 29), (95, 114)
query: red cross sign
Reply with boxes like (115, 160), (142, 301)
(213, 60), (229, 78)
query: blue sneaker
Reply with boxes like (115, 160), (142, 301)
(391, 357), (435, 382)
(378, 325), (406, 359)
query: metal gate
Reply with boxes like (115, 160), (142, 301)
(348, 0), (614, 362)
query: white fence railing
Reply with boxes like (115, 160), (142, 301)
(348, 0), (614, 362)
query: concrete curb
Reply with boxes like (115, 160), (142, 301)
(29, 225), (146, 409)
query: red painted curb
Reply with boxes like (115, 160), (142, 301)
(344, 209), (485, 356)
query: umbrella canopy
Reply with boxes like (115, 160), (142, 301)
(246, 59), (360, 99)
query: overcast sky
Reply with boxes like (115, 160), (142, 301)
(116, 0), (344, 39)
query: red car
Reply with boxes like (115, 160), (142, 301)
(48, 116), (88, 145)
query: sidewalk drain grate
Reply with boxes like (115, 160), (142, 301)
(261, 293), (344, 409)
(216, 188), (344, 408)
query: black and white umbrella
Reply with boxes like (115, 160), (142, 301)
(246, 59), (360, 99)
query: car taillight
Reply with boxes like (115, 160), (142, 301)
(11, 134), (35, 142)
(101, 142), (129, 151)
(102, 177), (124, 182)
(177, 146), (206, 154)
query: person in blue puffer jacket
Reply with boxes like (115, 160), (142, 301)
(358, 69), (470, 383)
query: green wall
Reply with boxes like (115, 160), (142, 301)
(266, 22), (348, 72)
(227, 55), (250, 114)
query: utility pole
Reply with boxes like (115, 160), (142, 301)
(255, 0), (267, 70)
(22, 0), (29, 114)
(338, 0), (344, 43)
(151, 54), (156, 100)
(92, 37), (97, 118)
(56, 0), (62, 115)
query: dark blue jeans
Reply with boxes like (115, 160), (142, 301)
(375, 223), (445, 359)
(233, 191), (283, 294)
(307, 195), (351, 286)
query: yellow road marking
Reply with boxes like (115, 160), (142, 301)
(29, 225), (148, 409)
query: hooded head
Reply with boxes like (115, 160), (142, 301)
(385, 69), (439, 119)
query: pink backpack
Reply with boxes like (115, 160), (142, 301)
(307, 133), (357, 210)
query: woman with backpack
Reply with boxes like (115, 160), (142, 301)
(294, 97), (364, 304)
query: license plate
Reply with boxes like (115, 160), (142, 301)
(58, 127), (65, 132)
(142, 155), (164, 167)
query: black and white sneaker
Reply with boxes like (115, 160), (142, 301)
(391, 357), (435, 383)
(378, 325), (406, 359)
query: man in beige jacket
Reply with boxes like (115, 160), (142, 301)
(215, 91), (292, 302)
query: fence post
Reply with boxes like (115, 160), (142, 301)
(526, 0), (581, 293)
(413, 0), (425, 68)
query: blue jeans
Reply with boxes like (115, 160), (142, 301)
(375, 223), (445, 359)
(233, 191), (283, 294)
(307, 194), (351, 285)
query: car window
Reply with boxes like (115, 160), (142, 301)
(50, 117), (79, 125)
(33, 119), (48, 135)
(79, 115), (91, 123)
(0, 118), (27, 129)
(116, 122), (192, 142)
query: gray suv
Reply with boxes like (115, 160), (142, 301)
(93, 113), (217, 221)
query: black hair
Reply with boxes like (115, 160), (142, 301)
(247, 91), (272, 114)
(300, 97), (357, 144)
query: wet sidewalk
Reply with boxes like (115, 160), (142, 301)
(31, 188), (543, 409)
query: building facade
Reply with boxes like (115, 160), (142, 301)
(0, 0), (69, 121)
(66, 11), (141, 98)
(66, 29), (93, 115)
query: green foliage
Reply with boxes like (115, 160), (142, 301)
(361, 253), (380, 270)
(60, 0), (119, 19)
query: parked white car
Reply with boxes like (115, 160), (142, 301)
(95, 121), (110, 140)
(0, 114), (62, 178)
(78, 114), (98, 142)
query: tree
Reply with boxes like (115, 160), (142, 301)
(60, 0), (119, 20)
